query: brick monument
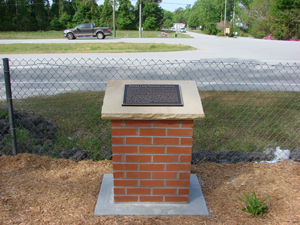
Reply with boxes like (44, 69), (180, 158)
(100, 80), (205, 204)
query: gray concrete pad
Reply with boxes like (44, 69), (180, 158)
(94, 174), (209, 216)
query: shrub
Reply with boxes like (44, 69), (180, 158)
(239, 32), (249, 37)
(254, 30), (268, 39)
(50, 18), (65, 31)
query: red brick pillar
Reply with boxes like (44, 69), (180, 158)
(112, 119), (194, 203)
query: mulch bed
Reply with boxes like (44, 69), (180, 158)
(1, 153), (299, 224)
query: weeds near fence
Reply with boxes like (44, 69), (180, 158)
(1, 58), (299, 160)
(194, 91), (300, 152)
(1, 90), (298, 160)
(10, 91), (110, 159)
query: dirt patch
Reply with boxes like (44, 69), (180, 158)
(1, 153), (299, 224)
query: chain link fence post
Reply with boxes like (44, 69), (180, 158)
(3, 58), (18, 156)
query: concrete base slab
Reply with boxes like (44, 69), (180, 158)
(94, 174), (209, 216)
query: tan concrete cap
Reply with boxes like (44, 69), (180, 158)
(101, 80), (205, 120)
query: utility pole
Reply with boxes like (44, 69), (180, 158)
(224, 0), (227, 36)
(139, 0), (142, 38)
(113, 0), (116, 38)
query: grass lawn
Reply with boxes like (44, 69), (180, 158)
(2, 90), (298, 160)
(186, 28), (203, 34)
(0, 30), (192, 39)
(0, 43), (195, 54)
(0, 30), (194, 53)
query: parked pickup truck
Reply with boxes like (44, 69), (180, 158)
(64, 23), (112, 40)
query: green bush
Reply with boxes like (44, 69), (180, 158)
(217, 32), (225, 36)
(50, 18), (65, 31)
(239, 32), (249, 37)
(252, 30), (267, 39)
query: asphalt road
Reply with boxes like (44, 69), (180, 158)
(0, 32), (299, 99)
(1, 31), (300, 63)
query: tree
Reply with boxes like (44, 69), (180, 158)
(163, 10), (173, 21)
(26, 0), (50, 30)
(182, 6), (191, 26)
(141, 1), (164, 30)
(162, 19), (173, 28)
(51, 18), (65, 30)
(162, 10), (173, 28)
(0, 0), (19, 30)
(197, 0), (221, 34)
(173, 7), (184, 23)
(0, 0), (174, 32)
(188, 0), (235, 35)
(116, 0), (135, 30)
(99, 0), (113, 27)
(241, 0), (272, 38)
(71, 0), (99, 26)
(49, 0), (74, 29)
(239, 0), (300, 39)
(270, 0), (300, 39)
(187, 11), (199, 28)
(50, 0), (60, 20)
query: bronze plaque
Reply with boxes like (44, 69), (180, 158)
(122, 84), (183, 106)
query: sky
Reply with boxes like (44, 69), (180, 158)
(97, 0), (195, 12)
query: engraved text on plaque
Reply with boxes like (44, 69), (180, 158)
(122, 84), (183, 106)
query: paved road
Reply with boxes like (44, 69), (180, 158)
(1, 31), (300, 63)
(0, 32), (299, 99)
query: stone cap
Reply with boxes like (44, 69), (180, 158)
(101, 80), (205, 120)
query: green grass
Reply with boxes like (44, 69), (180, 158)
(0, 43), (195, 54)
(193, 91), (300, 152)
(186, 28), (204, 34)
(0, 31), (64, 39)
(0, 30), (193, 39)
(2, 90), (298, 160)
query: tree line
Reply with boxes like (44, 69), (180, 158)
(0, 0), (299, 40)
(0, 0), (164, 31)
(170, 0), (299, 40)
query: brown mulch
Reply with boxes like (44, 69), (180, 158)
(0, 153), (299, 225)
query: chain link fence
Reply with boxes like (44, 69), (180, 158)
(1, 58), (300, 162)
